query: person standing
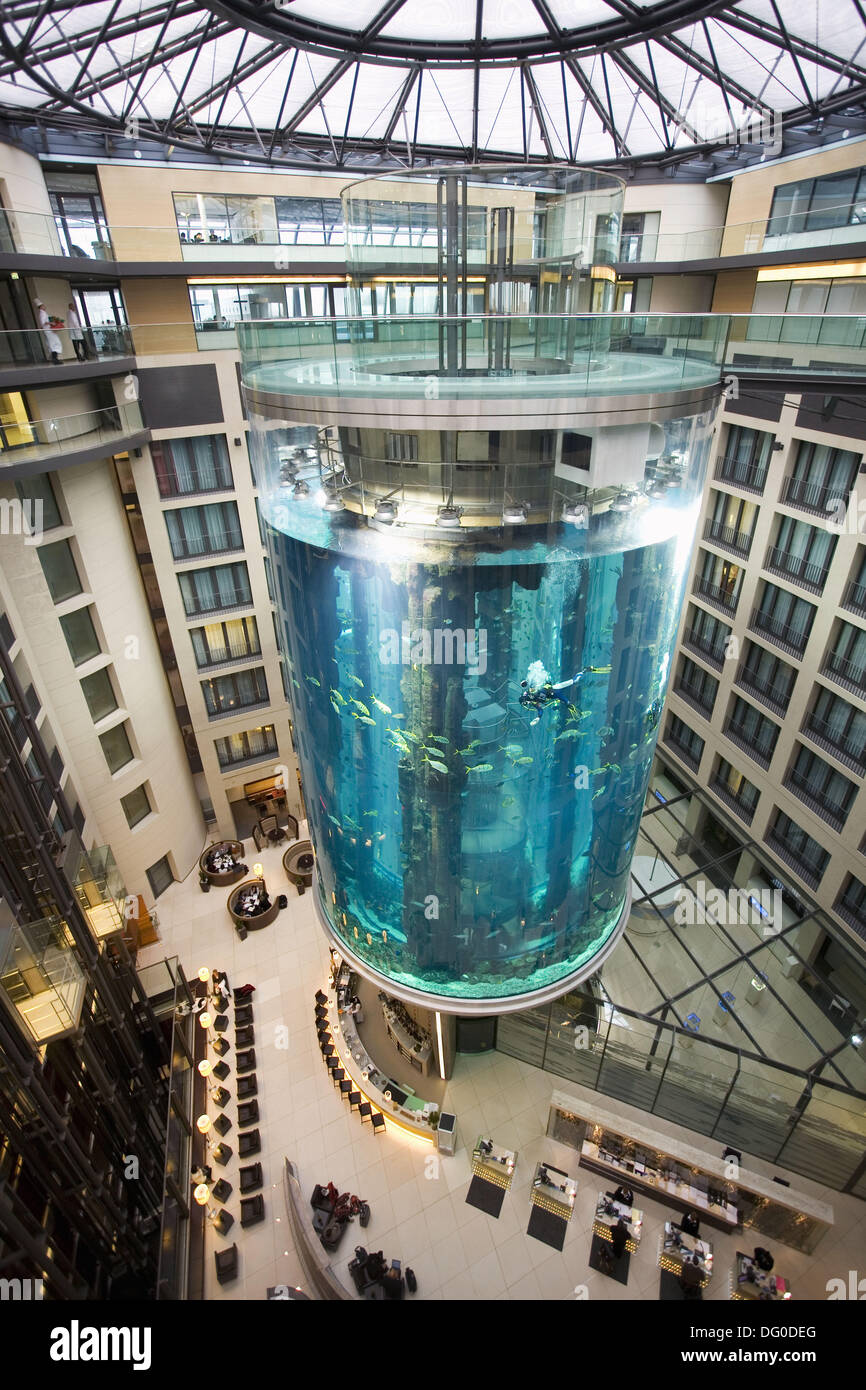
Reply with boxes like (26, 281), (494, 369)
(679, 1255), (704, 1299)
(610, 1216), (630, 1259)
(67, 301), (86, 360)
(35, 299), (62, 362)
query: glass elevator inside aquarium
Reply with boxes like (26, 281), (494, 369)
(239, 166), (726, 1011)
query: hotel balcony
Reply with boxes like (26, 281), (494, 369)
(0, 401), (148, 477)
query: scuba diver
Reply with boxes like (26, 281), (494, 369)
(645, 697), (663, 732)
(519, 659), (612, 725)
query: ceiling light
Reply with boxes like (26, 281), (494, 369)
(647, 484), (667, 500)
(851, 1032), (863, 1048)
(374, 499), (398, 523)
(322, 489), (345, 512)
(292, 479), (310, 499)
(610, 492), (633, 513)
(502, 501), (527, 525)
(436, 505), (462, 529)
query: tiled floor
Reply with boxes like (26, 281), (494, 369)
(139, 832), (866, 1301)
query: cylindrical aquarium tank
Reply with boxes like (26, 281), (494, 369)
(239, 166), (726, 1013)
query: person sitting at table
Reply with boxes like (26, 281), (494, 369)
(479, 1138), (493, 1156)
(613, 1184), (633, 1207)
(610, 1216), (630, 1260)
(679, 1254), (704, 1299)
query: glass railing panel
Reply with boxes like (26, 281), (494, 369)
(0, 402), (143, 465)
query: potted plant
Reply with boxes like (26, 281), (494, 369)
(427, 1109), (440, 1129)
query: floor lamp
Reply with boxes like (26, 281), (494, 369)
(193, 1182), (234, 1235)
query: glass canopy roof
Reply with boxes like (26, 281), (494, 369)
(0, 0), (864, 171)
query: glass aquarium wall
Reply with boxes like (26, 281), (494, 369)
(240, 167), (724, 1010)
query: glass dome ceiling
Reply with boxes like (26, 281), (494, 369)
(0, 0), (864, 171)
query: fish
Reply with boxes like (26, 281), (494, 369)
(357, 715), (376, 726)
(403, 730), (421, 743)
(598, 725), (614, 738)
(499, 744), (523, 757)
(305, 676), (321, 687)
(466, 763), (493, 773)
(422, 746), (443, 757)
(428, 735), (449, 745)
(554, 728), (585, 743)
(330, 698), (341, 715)
(330, 689), (346, 705)
(514, 756), (533, 765)
(327, 815), (341, 828)
(351, 699), (371, 715)
(371, 696), (392, 714)
(592, 788), (604, 800)
(292, 678), (301, 690)
(425, 759), (449, 774)
(347, 673), (364, 688)
(501, 796), (515, 807)
(362, 811), (378, 818)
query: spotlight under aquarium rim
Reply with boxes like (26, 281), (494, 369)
(313, 885), (632, 1017)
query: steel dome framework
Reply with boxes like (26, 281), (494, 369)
(1, 0), (866, 172)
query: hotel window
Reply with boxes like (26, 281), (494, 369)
(682, 605), (731, 667)
(202, 667), (269, 718)
(675, 656), (718, 716)
(785, 744), (856, 829)
(725, 695), (780, 767)
(165, 501), (242, 560)
(824, 619), (866, 693)
(717, 425), (773, 492)
(704, 490), (757, 555)
(59, 606), (101, 666)
(191, 616), (260, 669)
(712, 757), (760, 821)
(695, 550), (742, 612)
(766, 515), (836, 594)
(99, 721), (134, 774)
(146, 855), (174, 899)
(768, 167), (866, 236)
(835, 875), (866, 933)
(15, 474), (62, 530)
(751, 581), (815, 655)
(178, 561), (252, 617)
(664, 713), (704, 769)
(37, 539), (82, 603)
(214, 724), (277, 768)
(0, 676), (26, 750)
(783, 441), (860, 515)
(766, 809), (830, 886)
(843, 547), (866, 616)
(79, 666), (118, 722)
(806, 687), (866, 769)
(121, 783), (152, 829)
(737, 641), (796, 713)
(152, 435), (233, 498)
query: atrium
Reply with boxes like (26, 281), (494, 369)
(0, 0), (865, 1318)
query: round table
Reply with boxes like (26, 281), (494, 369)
(200, 840), (247, 886)
(283, 840), (315, 889)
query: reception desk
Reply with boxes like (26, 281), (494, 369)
(547, 1092), (833, 1253)
(472, 1137), (516, 1189)
(732, 1252), (792, 1301)
(326, 983), (439, 1143)
(660, 1221), (714, 1284)
(593, 1191), (643, 1252)
(532, 1163), (577, 1220)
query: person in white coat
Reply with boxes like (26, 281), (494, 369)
(35, 300), (62, 362)
(67, 301), (86, 360)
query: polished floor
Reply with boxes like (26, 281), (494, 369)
(138, 831), (866, 1301)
